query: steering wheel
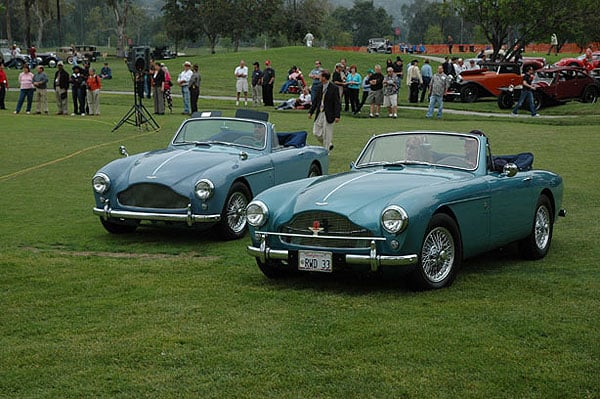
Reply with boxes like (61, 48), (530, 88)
(234, 136), (260, 146)
(438, 155), (469, 168)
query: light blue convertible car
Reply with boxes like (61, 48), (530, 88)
(246, 130), (565, 289)
(92, 111), (328, 240)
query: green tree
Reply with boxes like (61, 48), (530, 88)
(454, 0), (592, 60)
(332, 0), (393, 46)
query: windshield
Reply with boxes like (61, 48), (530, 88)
(172, 118), (267, 149)
(355, 133), (479, 170)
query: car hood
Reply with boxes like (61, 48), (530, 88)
(112, 147), (248, 186)
(286, 168), (462, 215)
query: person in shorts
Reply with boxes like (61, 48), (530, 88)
(367, 64), (384, 118)
(383, 67), (398, 118)
(234, 59), (249, 106)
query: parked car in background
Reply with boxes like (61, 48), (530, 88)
(56, 45), (100, 64)
(151, 46), (177, 60)
(447, 62), (525, 102)
(497, 66), (599, 110)
(92, 110), (328, 240)
(367, 38), (392, 54)
(36, 51), (61, 67)
(1, 48), (31, 69)
(246, 130), (565, 290)
(555, 52), (600, 70)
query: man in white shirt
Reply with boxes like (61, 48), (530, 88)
(234, 60), (249, 106)
(177, 61), (193, 114)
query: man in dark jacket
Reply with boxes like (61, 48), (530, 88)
(53, 61), (70, 115)
(308, 69), (341, 152)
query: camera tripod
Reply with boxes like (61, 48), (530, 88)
(112, 71), (160, 132)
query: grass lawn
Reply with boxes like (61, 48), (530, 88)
(0, 47), (599, 398)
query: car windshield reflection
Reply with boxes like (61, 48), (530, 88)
(172, 119), (267, 149)
(355, 133), (479, 170)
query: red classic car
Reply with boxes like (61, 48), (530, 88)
(447, 62), (525, 103)
(497, 66), (599, 110)
(555, 52), (600, 70)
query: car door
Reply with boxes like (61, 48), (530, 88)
(486, 169), (538, 246)
(269, 146), (314, 186)
(556, 70), (580, 99)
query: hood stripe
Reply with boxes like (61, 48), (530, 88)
(320, 169), (383, 202)
(151, 148), (195, 176)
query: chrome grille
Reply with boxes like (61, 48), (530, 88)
(280, 211), (372, 248)
(118, 183), (189, 209)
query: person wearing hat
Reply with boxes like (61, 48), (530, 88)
(251, 61), (263, 106)
(53, 61), (70, 115)
(177, 61), (193, 114)
(262, 60), (275, 106)
(70, 64), (86, 115)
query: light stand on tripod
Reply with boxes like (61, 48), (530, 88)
(112, 46), (160, 132)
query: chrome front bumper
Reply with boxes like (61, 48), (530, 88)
(247, 232), (418, 272)
(93, 201), (220, 227)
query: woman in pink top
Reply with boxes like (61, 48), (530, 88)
(15, 65), (35, 114)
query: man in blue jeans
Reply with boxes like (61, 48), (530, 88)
(426, 65), (450, 119)
(511, 65), (538, 117)
(177, 61), (193, 114)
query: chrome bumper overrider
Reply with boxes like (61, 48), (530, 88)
(93, 201), (220, 227)
(247, 232), (418, 272)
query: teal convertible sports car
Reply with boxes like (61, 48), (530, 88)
(92, 112), (328, 240)
(246, 130), (565, 290)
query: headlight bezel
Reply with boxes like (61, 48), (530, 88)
(92, 173), (111, 194)
(381, 205), (409, 234)
(194, 179), (215, 200)
(246, 200), (269, 227)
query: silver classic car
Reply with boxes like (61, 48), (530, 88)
(92, 111), (328, 240)
(246, 130), (565, 289)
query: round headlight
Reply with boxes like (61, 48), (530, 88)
(381, 205), (408, 234)
(194, 179), (214, 200)
(246, 200), (269, 227)
(92, 173), (111, 194)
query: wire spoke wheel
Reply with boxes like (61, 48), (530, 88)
(225, 191), (248, 235)
(534, 205), (551, 251)
(421, 226), (455, 284)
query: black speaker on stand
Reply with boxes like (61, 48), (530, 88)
(112, 46), (159, 132)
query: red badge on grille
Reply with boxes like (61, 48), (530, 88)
(308, 220), (324, 236)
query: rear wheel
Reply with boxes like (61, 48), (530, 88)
(307, 163), (322, 178)
(460, 84), (479, 102)
(519, 195), (554, 260)
(13, 59), (24, 69)
(411, 214), (461, 290)
(216, 182), (251, 240)
(581, 85), (598, 103)
(533, 92), (543, 110)
(497, 91), (514, 109)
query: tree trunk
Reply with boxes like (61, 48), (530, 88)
(6, 0), (13, 45)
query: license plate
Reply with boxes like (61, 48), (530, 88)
(298, 250), (332, 273)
